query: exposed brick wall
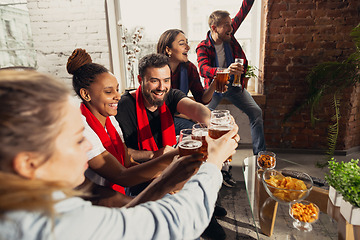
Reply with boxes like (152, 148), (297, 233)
(263, 0), (360, 151)
(26, 0), (110, 89)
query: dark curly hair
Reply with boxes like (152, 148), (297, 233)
(66, 48), (108, 99)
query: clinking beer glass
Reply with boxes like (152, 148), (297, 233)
(178, 129), (203, 157)
(192, 123), (208, 161)
(208, 110), (235, 162)
(232, 58), (244, 87)
(215, 67), (229, 93)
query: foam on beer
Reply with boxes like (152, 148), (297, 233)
(179, 139), (202, 149)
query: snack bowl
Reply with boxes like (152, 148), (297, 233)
(257, 151), (276, 169)
(262, 169), (313, 204)
(289, 200), (319, 232)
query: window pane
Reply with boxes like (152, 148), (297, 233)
(119, 0), (181, 89)
(0, 1), (37, 68)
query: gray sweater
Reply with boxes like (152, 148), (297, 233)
(0, 163), (221, 240)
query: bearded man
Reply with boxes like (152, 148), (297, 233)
(116, 53), (210, 163)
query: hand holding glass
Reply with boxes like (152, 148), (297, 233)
(215, 68), (229, 93)
(208, 110), (235, 162)
(232, 58), (244, 87)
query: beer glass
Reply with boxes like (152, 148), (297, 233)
(192, 123), (208, 161)
(232, 58), (244, 87)
(178, 129), (203, 157)
(208, 110), (234, 162)
(215, 68), (229, 93)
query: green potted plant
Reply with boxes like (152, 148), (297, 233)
(325, 158), (345, 207)
(285, 23), (360, 167)
(325, 158), (360, 226)
(243, 64), (259, 89)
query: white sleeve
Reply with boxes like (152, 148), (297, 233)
(81, 115), (106, 160)
(50, 163), (222, 240)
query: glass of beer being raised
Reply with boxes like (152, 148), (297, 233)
(192, 123), (208, 161)
(232, 58), (244, 87)
(209, 110), (235, 162)
(215, 67), (229, 93)
(178, 129), (203, 157)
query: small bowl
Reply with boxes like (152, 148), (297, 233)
(289, 200), (319, 232)
(257, 151), (276, 169)
(262, 169), (313, 204)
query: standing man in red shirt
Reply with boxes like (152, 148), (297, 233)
(196, 0), (266, 187)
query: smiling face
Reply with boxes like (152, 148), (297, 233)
(214, 16), (233, 43)
(140, 65), (171, 111)
(167, 32), (190, 64)
(83, 72), (120, 125)
(35, 99), (92, 188)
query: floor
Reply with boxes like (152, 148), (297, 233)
(201, 148), (360, 240)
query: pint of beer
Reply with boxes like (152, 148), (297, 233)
(215, 68), (229, 93)
(178, 129), (203, 157)
(192, 123), (208, 161)
(178, 139), (203, 157)
(232, 58), (244, 87)
(209, 110), (234, 162)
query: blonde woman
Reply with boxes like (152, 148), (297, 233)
(0, 69), (239, 239)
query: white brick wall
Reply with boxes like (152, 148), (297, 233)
(25, 0), (253, 145)
(26, 0), (110, 88)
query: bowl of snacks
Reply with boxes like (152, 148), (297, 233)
(257, 151), (276, 169)
(262, 169), (313, 204)
(289, 200), (319, 232)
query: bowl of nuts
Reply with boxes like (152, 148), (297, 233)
(289, 200), (319, 232)
(257, 151), (276, 169)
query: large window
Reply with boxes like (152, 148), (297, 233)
(0, 1), (37, 68)
(108, 0), (261, 92)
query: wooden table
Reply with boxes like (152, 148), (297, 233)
(242, 156), (358, 240)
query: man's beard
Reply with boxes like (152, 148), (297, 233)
(220, 34), (231, 43)
(142, 85), (168, 107)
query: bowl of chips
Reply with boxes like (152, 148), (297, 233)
(257, 151), (276, 169)
(262, 169), (313, 204)
(289, 200), (319, 232)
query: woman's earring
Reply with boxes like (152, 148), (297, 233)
(168, 53), (171, 58)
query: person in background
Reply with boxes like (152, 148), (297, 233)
(0, 69), (240, 240)
(67, 48), (180, 207)
(157, 29), (230, 240)
(156, 29), (218, 135)
(196, 0), (266, 190)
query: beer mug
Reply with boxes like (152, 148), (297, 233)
(209, 110), (235, 162)
(215, 68), (229, 93)
(178, 129), (203, 157)
(232, 58), (244, 87)
(192, 123), (208, 161)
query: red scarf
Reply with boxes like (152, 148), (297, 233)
(80, 103), (125, 194)
(135, 86), (176, 151)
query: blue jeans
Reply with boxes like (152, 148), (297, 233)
(208, 85), (266, 155)
(174, 116), (196, 136)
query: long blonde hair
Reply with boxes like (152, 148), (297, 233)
(0, 69), (84, 216)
